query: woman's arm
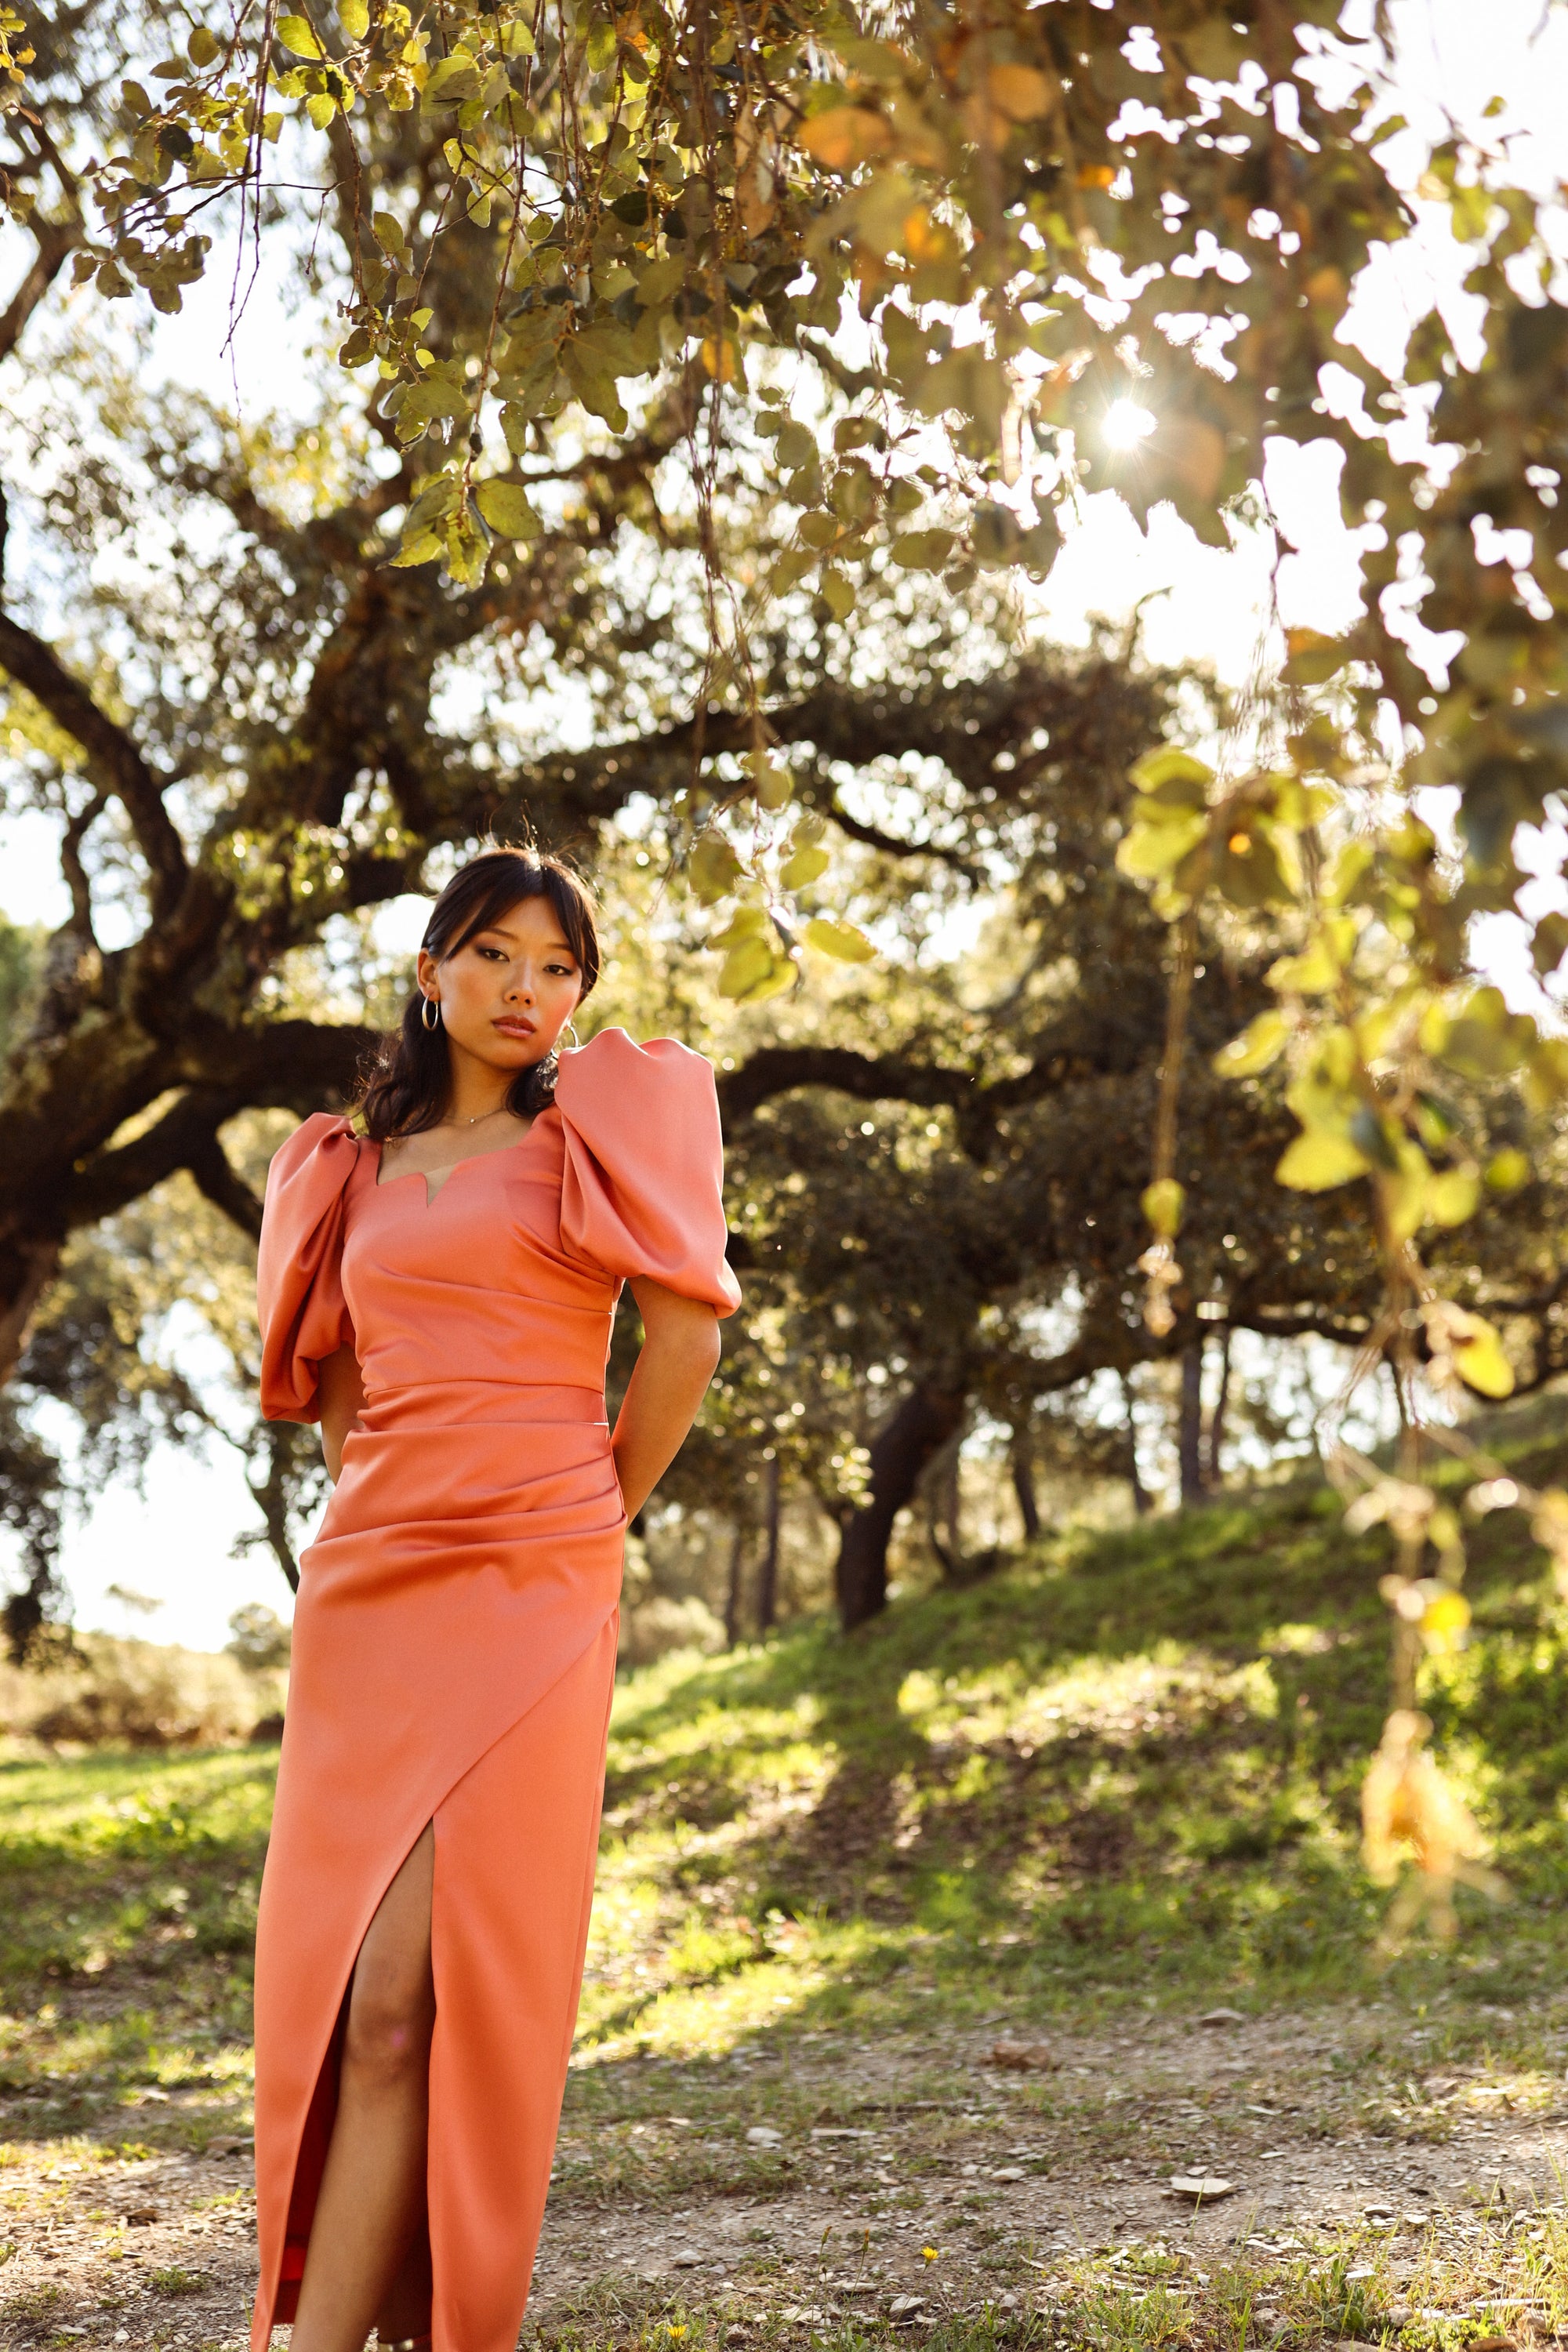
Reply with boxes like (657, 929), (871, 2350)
(318, 1343), (366, 1483)
(613, 1278), (723, 1522)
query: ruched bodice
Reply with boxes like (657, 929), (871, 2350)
(248, 1028), (738, 2352)
(259, 1029), (740, 1419)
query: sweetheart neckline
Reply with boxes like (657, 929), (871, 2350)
(371, 1112), (552, 1207)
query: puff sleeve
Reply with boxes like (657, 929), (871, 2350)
(554, 1029), (742, 1316)
(256, 1112), (360, 1422)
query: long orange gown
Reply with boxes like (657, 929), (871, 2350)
(251, 1029), (741, 2352)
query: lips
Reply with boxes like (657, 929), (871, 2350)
(493, 1018), (537, 1039)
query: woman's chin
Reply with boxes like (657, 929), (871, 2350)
(454, 1033), (554, 1075)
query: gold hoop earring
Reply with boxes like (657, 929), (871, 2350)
(421, 995), (441, 1032)
(563, 1020), (580, 1051)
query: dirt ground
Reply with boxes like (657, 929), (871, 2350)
(2, 2000), (1563, 2349)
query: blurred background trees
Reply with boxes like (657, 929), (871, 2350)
(4, 0), (1568, 1673)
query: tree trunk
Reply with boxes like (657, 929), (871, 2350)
(723, 1518), (746, 1649)
(1119, 1373), (1152, 1516)
(0, 1229), (63, 1391)
(247, 1423), (303, 1594)
(756, 1453), (781, 1633)
(1205, 1325), (1232, 1491)
(1178, 1341), (1205, 1508)
(834, 1381), (967, 1630)
(927, 1435), (964, 1579)
(1011, 1427), (1042, 1544)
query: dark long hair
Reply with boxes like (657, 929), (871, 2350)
(355, 846), (601, 1142)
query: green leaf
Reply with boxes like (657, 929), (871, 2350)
(1116, 813), (1207, 880)
(1141, 1178), (1185, 1240)
(390, 528), (443, 568)
(819, 571), (855, 619)
(709, 906), (768, 948)
(585, 18), (617, 71)
(275, 13), (325, 57)
(776, 421), (815, 470)
(474, 480), (541, 540)
(421, 53), (482, 108)
(187, 24), (220, 66)
(1129, 746), (1213, 798)
(306, 91), (336, 126)
(339, 0), (368, 33)
(690, 833), (743, 906)
(1486, 1148), (1530, 1193)
(747, 754), (793, 811)
(770, 550), (815, 595)
(803, 916), (877, 964)
(1267, 936), (1342, 995)
(1425, 1169), (1480, 1229)
(1275, 1130), (1370, 1192)
(1214, 1009), (1288, 1078)
(720, 936), (797, 1003)
(781, 844), (830, 890)
(1451, 1315), (1515, 1399)
(891, 530), (956, 572)
(372, 209), (406, 256)
(561, 339), (628, 433)
(971, 503), (1021, 568)
(402, 471), (460, 535)
(1281, 630), (1349, 686)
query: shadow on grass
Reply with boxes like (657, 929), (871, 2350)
(599, 1399), (1568, 2027)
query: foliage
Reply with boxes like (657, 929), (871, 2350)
(0, 1628), (280, 1745)
(224, 1602), (292, 1671)
(5, 3), (1567, 978)
(7, 1401), (1568, 2102)
(6, 0), (1568, 1931)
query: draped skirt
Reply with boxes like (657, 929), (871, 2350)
(251, 1381), (625, 2352)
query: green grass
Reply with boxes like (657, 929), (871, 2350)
(575, 1404), (1568, 2074)
(6, 1411), (1568, 2132)
(6, 1405), (1568, 2343)
(0, 1748), (270, 2149)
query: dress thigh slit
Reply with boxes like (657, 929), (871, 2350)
(254, 1612), (619, 2352)
(271, 1813), (437, 2325)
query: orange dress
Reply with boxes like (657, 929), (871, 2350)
(251, 1029), (740, 2352)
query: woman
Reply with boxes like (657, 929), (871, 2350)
(252, 845), (740, 2352)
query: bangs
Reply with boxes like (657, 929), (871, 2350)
(429, 851), (600, 993)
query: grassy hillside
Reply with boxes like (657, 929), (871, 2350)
(4, 1404), (1568, 2149)
(581, 1405), (1568, 2058)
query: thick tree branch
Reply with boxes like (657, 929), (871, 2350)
(720, 1022), (1147, 1140)
(61, 1015), (376, 1234)
(0, 502), (189, 917)
(720, 1046), (979, 1125)
(184, 1127), (266, 1240)
(0, 213), (79, 365)
(168, 1015), (378, 1106)
(64, 1090), (250, 1229)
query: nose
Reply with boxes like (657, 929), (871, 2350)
(503, 965), (535, 1004)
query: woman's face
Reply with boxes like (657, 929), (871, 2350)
(419, 895), (585, 1084)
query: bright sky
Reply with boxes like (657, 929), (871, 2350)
(2, 0), (1566, 1648)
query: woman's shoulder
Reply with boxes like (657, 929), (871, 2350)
(552, 1028), (717, 1124)
(268, 1108), (359, 1172)
(553, 1030), (739, 1312)
(260, 1111), (361, 1240)
(256, 1113), (360, 1419)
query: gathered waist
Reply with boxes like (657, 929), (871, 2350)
(357, 1379), (609, 1434)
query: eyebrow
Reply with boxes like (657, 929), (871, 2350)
(470, 923), (577, 956)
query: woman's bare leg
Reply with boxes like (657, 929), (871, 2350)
(290, 1824), (436, 2352)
